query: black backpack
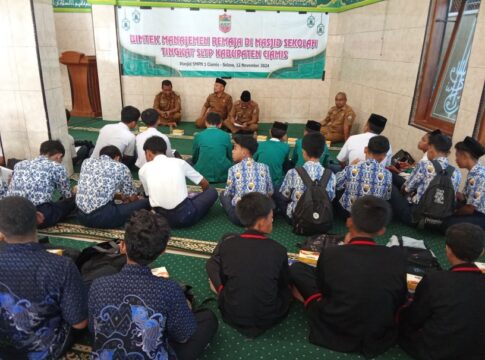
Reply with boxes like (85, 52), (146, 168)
(297, 233), (343, 252)
(394, 236), (442, 276)
(412, 160), (456, 229)
(292, 167), (333, 236)
(76, 240), (126, 289)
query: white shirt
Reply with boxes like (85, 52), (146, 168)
(135, 127), (172, 168)
(337, 132), (393, 166)
(421, 152), (428, 162)
(139, 154), (203, 209)
(91, 122), (136, 158)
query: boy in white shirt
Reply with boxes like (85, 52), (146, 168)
(135, 108), (173, 168)
(333, 114), (392, 172)
(91, 106), (140, 167)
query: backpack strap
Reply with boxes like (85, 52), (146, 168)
(318, 168), (333, 188)
(431, 159), (443, 174)
(431, 159), (454, 178)
(295, 167), (314, 187)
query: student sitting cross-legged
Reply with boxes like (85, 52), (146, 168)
(220, 135), (273, 226)
(191, 112), (233, 183)
(135, 108), (173, 169)
(389, 133), (461, 227)
(399, 223), (485, 360)
(253, 121), (291, 189)
(91, 106), (140, 168)
(334, 135), (392, 219)
(76, 145), (150, 229)
(7, 140), (75, 228)
(89, 210), (218, 360)
(206, 192), (291, 338)
(290, 196), (407, 358)
(441, 136), (485, 230)
(276, 132), (336, 222)
(0, 196), (88, 359)
(140, 136), (218, 228)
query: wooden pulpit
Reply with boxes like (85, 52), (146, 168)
(60, 51), (102, 117)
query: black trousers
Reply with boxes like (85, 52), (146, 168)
(170, 309), (219, 360)
(289, 262), (320, 300)
(36, 197), (76, 229)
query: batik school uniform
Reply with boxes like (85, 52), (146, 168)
(443, 163), (485, 230)
(290, 238), (407, 358)
(220, 158), (273, 225)
(292, 138), (330, 167)
(253, 138), (290, 188)
(399, 263), (485, 360)
(7, 156), (75, 228)
(335, 158), (392, 218)
(278, 160), (336, 220)
(389, 157), (461, 226)
(192, 127), (233, 183)
(0, 178), (7, 199)
(76, 155), (149, 228)
(206, 229), (291, 337)
(0, 242), (87, 359)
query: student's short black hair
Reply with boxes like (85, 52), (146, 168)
(161, 79), (172, 87)
(121, 106), (141, 124)
(40, 140), (65, 157)
(351, 196), (391, 234)
(302, 132), (325, 158)
(236, 192), (274, 228)
(429, 133), (452, 153)
(0, 196), (37, 237)
(141, 108), (159, 126)
(368, 122), (385, 134)
(234, 134), (258, 156)
(206, 112), (222, 126)
(124, 210), (171, 266)
(143, 136), (167, 155)
(100, 145), (122, 159)
(446, 223), (484, 262)
(270, 128), (286, 139)
(368, 135), (390, 155)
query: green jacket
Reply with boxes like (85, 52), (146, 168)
(253, 139), (290, 187)
(292, 138), (329, 167)
(193, 127), (233, 183)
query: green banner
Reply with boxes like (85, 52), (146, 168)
(53, 0), (91, 12)
(88, 0), (382, 13)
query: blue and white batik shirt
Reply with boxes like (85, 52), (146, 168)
(7, 156), (71, 205)
(463, 163), (485, 214)
(225, 157), (273, 206)
(404, 156), (462, 205)
(279, 160), (336, 218)
(76, 155), (137, 214)
(336, 158), (392, 212)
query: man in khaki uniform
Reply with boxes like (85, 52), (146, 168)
(321, 92), (356, 142)
(223, 91), (259, 134)
(195, 78), (233, 129)
(153, 79), (182, 126)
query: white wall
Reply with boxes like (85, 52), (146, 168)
(54, 12), (95, 110)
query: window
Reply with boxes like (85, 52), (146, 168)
(473, 81), (485, 144)
(410, 0), (481, 135)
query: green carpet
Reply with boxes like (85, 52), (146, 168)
(50, 237), (412, 360)
(61, 118), (485, 359)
